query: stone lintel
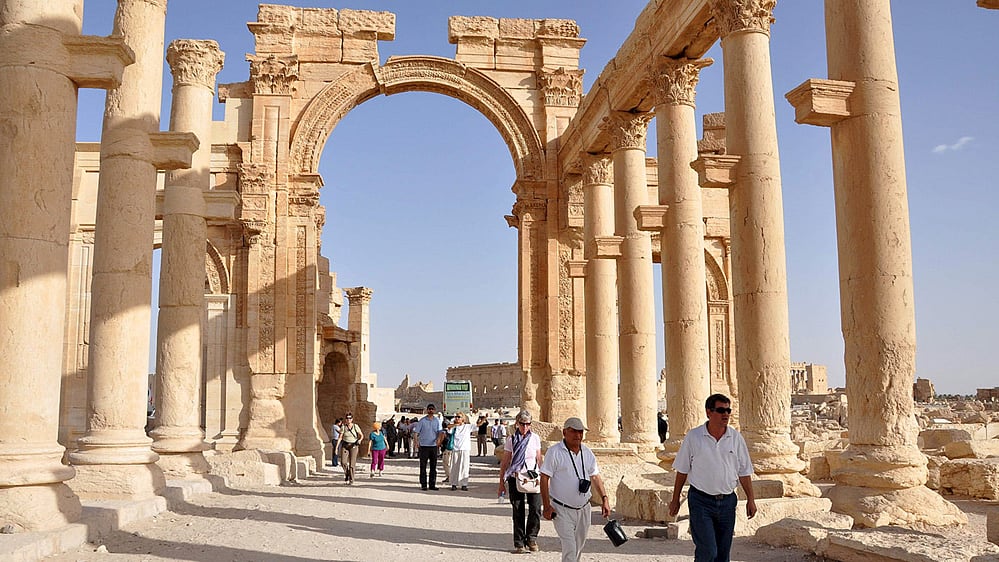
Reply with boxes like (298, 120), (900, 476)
(704, 217), (730, 239)
(785, 78), (855, 127)
(149, 132), (199, 170)
(566, 259), (587, 278)
(63, 35), (135, 89)
(204, 191), (240, 220)
(587, 235), (623, 260)
(635, 205), (668, 231)
(692, 154), (740, 188)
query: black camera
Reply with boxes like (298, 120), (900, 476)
(525, 469), (539, 479)
(578, 478), (591, 494)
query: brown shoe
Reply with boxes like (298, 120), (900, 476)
(511, 546), (526, 554)
(527, 542), (539, 552)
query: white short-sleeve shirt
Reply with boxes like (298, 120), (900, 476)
(673, 423), (754, 496)
(541, 440), (600, 508)
(503, 430), (542, 479)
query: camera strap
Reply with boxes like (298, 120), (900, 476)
(563, 440), (586, 481)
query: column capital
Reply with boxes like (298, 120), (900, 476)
(708, 0), (776, 37)
(538, 67), (585, 107)
(345, 287), (373, 304)
(512, 197), (547, 222)
(599, 111), (653, 151)
(652, 58), (714, 107)
(167, 39), (224, 90)
(238, 162), (273, 194)
(580, 153), (612, 186)
(247, 53), (299, 95)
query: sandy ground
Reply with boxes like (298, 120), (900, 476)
(47, 454), (837, 562)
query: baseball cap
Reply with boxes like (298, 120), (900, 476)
(563, 417), (588, 431)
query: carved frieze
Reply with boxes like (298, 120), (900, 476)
(538, 19), (580, 38)
(296, 227), (308, 372)
(653, 58), (713, 107)
(581, 154), (612, 186)
(289, 194), (320, 217)
(240, 219), (268, 247)
(247, 54), (299, 95)
(258, 244), (276, 368)
(238, 162), (273, 194)
(512, 197), (548, 222)
(558, 246), (573, 367)
(166, 39), (225, 89)
(538, 67), (584, 107)
(708, 0), (777, 37)
(600, 111), (653, 151)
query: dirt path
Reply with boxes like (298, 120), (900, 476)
(49, 455), (823, 561)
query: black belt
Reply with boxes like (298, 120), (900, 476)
(690, 486), (734, 500)
(551, 497), (583, 510)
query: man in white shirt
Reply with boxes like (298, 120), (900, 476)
(540, 417), (611, 562)
(668, 394), (756, 562)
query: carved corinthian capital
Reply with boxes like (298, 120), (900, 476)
(600, 111), (653, 151)
(538, 67), (585, 107)
(708, 0), (777, 37)
(247, 53), (299, 95)
(166, 39), (225, 89)
(581, 153), (612, 185)
(345, 287), (373, 305)
(653, 58), (713, 107)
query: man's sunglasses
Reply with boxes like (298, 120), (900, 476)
(710, 407), (732, 414)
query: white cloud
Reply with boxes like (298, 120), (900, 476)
(932, 136), (974, 153)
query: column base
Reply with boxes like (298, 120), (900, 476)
(0, 483), (82, 532)
(235, 436), (294, 453)
(150, 426), (211, 454)
(758, 470), (821, 497)
(828, 484), (967, 528)
(657, 437), (682, 470)
(155, 451), (211, 478)
(66, 462), (166, 501)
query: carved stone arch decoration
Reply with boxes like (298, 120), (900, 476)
(705, 249), (728, 301)
(205, 241), (229, 295)
(289, 56), (545, 181)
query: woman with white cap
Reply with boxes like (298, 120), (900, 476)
(498, 409), (543, 554)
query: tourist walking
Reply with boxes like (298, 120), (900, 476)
(384, 416), (398, 457)
(336, 412), (363, 484)
(447, 412), (473, 490)
(498, 410), (543, 554)
(408, 416), (420, 458)
(668, 393), (756, 562)
(476, 414), (489, 456)
(411, 403), (445, 490)
(540, 417), (611, 562)
(398, 417), (411, 457)
(369, 421), (388, 478)
(330, 417), (343, 467)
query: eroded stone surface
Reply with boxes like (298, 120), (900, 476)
(940, 458), (999, 499)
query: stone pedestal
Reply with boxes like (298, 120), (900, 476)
(0, 0), (128, 530)
(709, 0), (816, 496)
(783, 0), (965, 525)
(651, 58), (713, 468)
(601, 111), (659, 448)
(581, 155), (621, 444)
(151, 40), (225, 477)
(69, 0), (192, 500)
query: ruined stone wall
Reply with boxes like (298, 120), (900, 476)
(447, 362), (523, 410)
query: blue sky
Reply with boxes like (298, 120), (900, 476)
(79, 2), (998, 396)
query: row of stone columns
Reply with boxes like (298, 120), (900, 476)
(0, 0), (225, 529)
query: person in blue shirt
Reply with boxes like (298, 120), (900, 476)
(411, 403), (445, 490)
(369, 421), (388, 478)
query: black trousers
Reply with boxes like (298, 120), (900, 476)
(418, 445), (438, 488)
(506, 476), (541, 547)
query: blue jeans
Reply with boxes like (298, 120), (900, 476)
(687, 487), (737, 562)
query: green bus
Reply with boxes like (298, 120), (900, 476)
(443, 380), (473, 415)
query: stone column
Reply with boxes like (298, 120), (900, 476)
(708, 0), (816, 496)
(69, 0), (197, 500)
(0, 0), (129, 531)
(581, 154), (620, 444)
(151, 40), (225, 477)
(785, 0), (966, 526)
(652, 58), (714, 468)
(600, 111), (658, 449)
(345, 287), (373, 381)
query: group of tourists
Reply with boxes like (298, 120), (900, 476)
(328, 394), (754, 561)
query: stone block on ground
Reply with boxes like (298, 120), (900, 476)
(206, 450), (283, 487)
(823, 528), (999, 562)
(0, 523), (87, 562)
(667, 519), (689, 539)
(81, 496), (168, 542)
(261, 450), (297, 481)
(920, 427), (974, 450)
(809, 455), (831, 481)
(754, 510), (854, 552)
(925, 455), (946, 490)
(939, 458), (999, 499)
(736, 497), (833, 537)
(943, 439), (999, 459)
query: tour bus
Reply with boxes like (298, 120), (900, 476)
(442, 380), (473, 415)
